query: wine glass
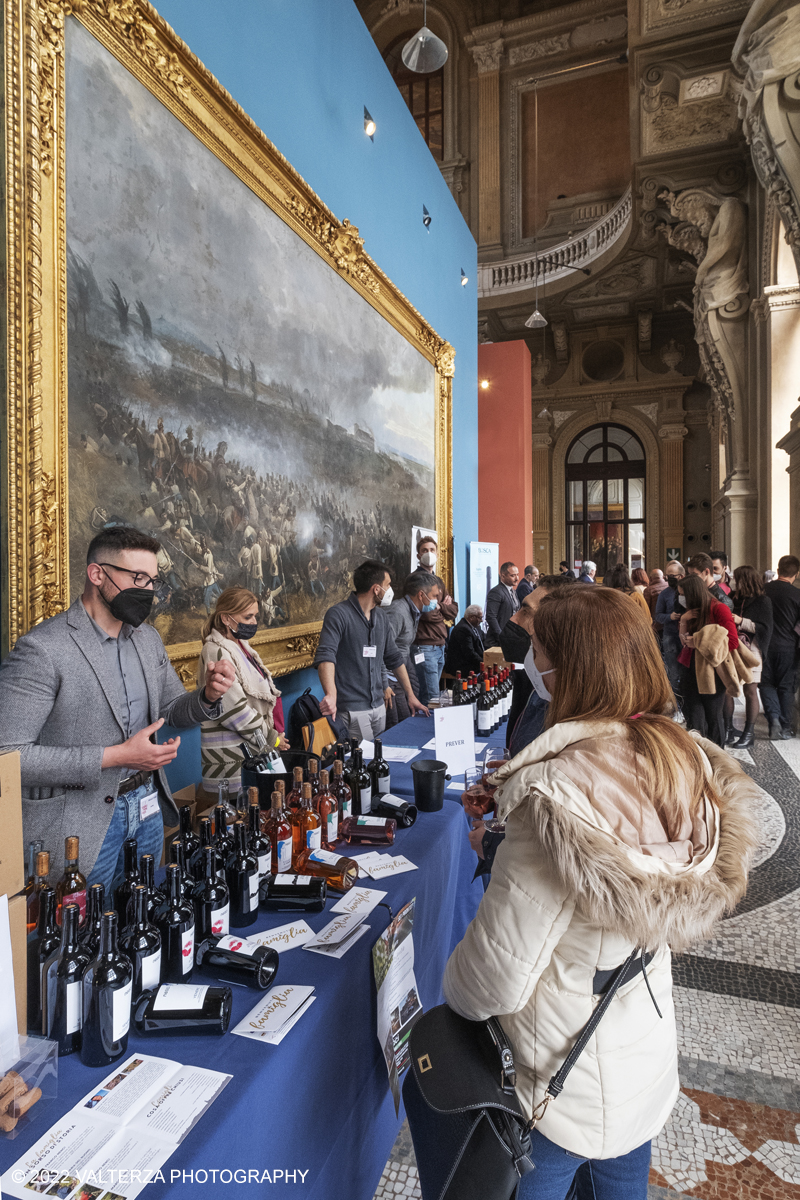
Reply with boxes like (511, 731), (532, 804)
(484, 747), (510, 774)
(463, 766), (496, 819)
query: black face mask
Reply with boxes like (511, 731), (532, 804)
(233, 622), (258, 641)
(667, 577), (679, 589)
(106, 587), (155, 628)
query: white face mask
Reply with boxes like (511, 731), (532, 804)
(379, 585), (394, 608)
(524, 647), (555, 702)
(420, 551), (437, 568)
(712, 573), (722, 582)
(678, 596), (687, 608)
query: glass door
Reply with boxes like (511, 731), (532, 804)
(565, 425), (646, 577)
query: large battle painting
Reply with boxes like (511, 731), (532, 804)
(65, 21), (435, 647)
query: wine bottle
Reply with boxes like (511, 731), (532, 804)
(259, 873), (327, 912)
(264, 789), (293, 874)
(295, 846), (359, 892)
(23, 840), (44, 932)
(188, 816), (214, 881)
(133, 983), (232, 1036)
(156, 865), (195, 983)
(331, 759), (352, 821)
(168, 839), (194, 904)
(178, 803), (200, 861)
(477, 679), (492, 736)
(80, 911), (133, 1067)
(26, 849), (50, 935)
(340, 815), (397, 845)
(193, 846), (230, 939)
(120, 885), (162, 1000)
(226, 822), (259, 929)
(43, 902), (91, 1055)
(291, 783), (321, 868)
(213, 803), (234, 868)
(139, 853), (163, 922)
(307, 757), (320, 797)
(285, 766), (304, 813)
(217, 779), (238, 824)
(55, 836), (87, 926)
(351, 748), (373, 817)
(27, 885), (59, 1035)
(316, 770), (339, 849)
(113, 837), (140, 919)
(452, 672), (463, 706)
(247, 791), (271, 883)
(372, 794), (417, 827)
(80, 883), (106, 958)
(368, 739), (391, 800)
(195, 935), (279, 990)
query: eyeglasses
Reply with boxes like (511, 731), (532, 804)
(98, 562), (167, 598)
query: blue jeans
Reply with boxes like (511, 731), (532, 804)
(517, 1130), (651, 1199)
(86, 783), (165, 898)
(413, 644), (445, 704)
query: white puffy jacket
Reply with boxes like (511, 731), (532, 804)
(443, 719), (756, 1160)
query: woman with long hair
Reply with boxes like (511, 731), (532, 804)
(604, 562), (651, 618)
(677, 574), (739, 746)
(197, 587), (289, 795)
(723, 565), (773, 748)
(444, 587), (755, 1199)
(631, 567), (649, 593)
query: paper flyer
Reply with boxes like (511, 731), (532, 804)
(232, 985), (315, 1044)
(1, 1054), (230, 1200)
(372, 898), (422, 1115)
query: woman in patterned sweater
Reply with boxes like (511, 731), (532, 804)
(197, 587), (289, 792)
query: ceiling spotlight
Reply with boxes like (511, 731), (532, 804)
(364, 107), (376, 139)
(480, 379), (490, 390)
(461, 269), (468, 287)
(422, 205), (432, 229)
(525, 309), (548, 330)
(401, 0), (448, 73)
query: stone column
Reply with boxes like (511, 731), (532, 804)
(658, 421), (688, 567)
(531, 414), (553, 572)
(471, 37), (504, 256)
(777, 404), (800, 559)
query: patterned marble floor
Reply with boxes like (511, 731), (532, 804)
(373, 707), (800, 1200)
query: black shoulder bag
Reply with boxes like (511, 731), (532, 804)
(402, 949), (641, 1200)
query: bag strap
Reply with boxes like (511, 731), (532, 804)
(527, 948), (640, 1132)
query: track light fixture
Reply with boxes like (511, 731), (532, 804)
(364, 107), (376, 139)
(461, 269), (468, 286)
(422, 205), (431, 229)
(401, 0), (448, 73)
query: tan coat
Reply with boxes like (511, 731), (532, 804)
(692, 623), (760, 696)
(443, 719), (757, 1160)
(197, 628), (280, 786)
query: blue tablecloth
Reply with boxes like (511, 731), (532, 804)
(1, 714), (494, 1199)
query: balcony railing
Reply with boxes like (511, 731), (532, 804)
(477, 187), (633, 298)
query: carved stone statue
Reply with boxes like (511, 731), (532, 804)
(732, 0), (800, 272)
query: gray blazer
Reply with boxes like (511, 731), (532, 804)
(385, 597), (421, 694)
(0, 598), (208, 880)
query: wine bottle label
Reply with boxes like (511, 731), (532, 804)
(378, 777), (391, 794)
(274, 874), (315, 886)
(216, 934), (258, 956)
(360, 787), (372, 814)
(248, 871), (260, 910)
(210, 904), (230, 937)
(478, 710), (491, 731)
(356, 817), (386, 827)
(309, 849), (340, 866)
(153, 983), (209, 1011)
(327, 811), (339, 840)
(141, 949), (161, 989)
(257, 853), (270, 880)
(66, 980), (81, 1034)
(62, 890), (87, 923)
(181, 926), (194, 974)
(277, 838), (292, 872)
(341, 798), (352, 819)
(113, 980), (133, 1041)
(306, 827), (322, 851)
(378, 796), (403, 810)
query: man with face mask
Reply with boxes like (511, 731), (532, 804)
(315, 559), (430, 740)
(385, 570), (440, 727)
(411, 535), (459, 704)
(654, 561), (686, 702)
(0, 526), (235, 895)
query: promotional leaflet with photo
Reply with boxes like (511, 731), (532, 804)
(1, 1054), (231, 1200)
(372, 898), (422, 1115)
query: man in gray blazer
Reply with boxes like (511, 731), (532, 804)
(0, 525), (234, 896)
(385, 570), (439, 726)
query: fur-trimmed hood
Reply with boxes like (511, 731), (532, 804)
(488, 719), (758, 953)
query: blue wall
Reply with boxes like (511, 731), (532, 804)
(157, 0), (478, 789)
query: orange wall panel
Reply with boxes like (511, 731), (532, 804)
(478, 342), (533, 571)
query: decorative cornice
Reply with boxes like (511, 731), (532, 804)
(471, 38), (504, 73)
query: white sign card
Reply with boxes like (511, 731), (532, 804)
(434, 704), (476, 778)
(331, 887), (388, 917)
(232, 985), (315, 1042)
(248, 920), (315, 952)
(362, 855), (418, 881)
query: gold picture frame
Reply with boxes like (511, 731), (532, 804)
(3, 0), (454, 683)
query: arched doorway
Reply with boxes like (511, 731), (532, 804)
(565, 423), (646, 576)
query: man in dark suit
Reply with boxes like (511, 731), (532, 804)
(559, 560), (577, 580)
(577, 560), (596, 584)
(516, 565), (539, 602)
(444, 606), (485, 677)
(485, 561), (519, 646)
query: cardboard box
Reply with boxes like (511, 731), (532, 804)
(8, 892), (27, 1036)
(0, 752), (25, 898)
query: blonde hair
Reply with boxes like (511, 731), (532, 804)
(201, 587), (258, 641)
(533, 586), (718, 840)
